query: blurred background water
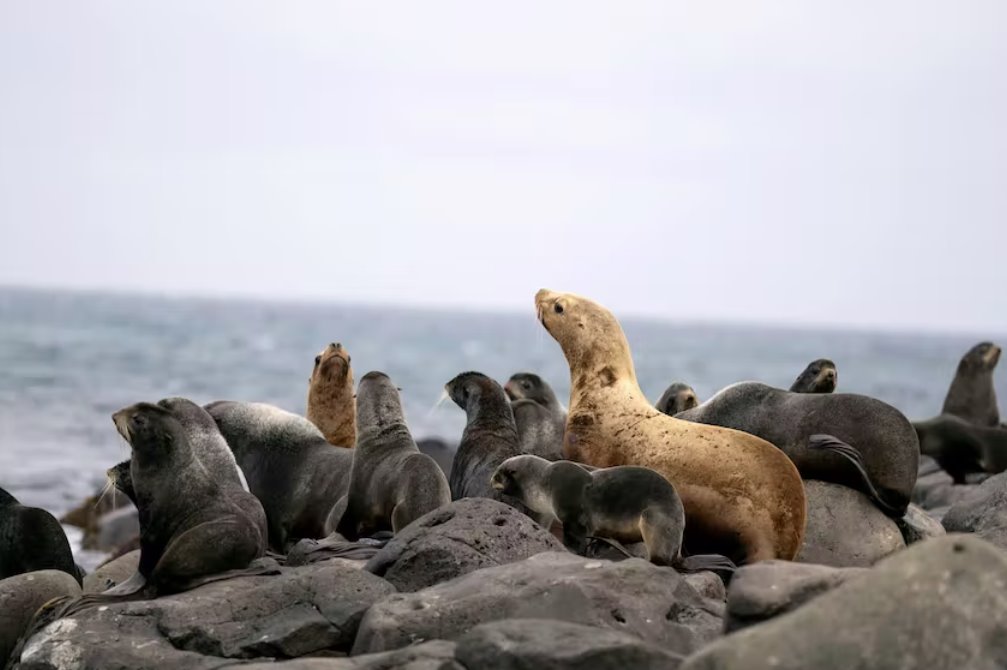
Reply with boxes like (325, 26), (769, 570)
(1, 286), (1004, 533)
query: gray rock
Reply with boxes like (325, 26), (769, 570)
(0, 571), (81, 664)
(682, 571), (727, 602)
(82, 549), (139, 594)
(93, 506), (139, 553)
(914, 467), (982, 512)
(898, 503), (947, 545)
(16, 559), (395, 669)
(796, 480), (905, 567)
(243, 640), (460, 669)
(681, 534), (1007, 670)
(724, 560), (867, 632)
(455, 619), (685, 669)
(943, 471), (1007, 549)
(354, 551), (724, 657)
(364, 498), (563, 592)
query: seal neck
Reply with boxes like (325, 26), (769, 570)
(0, 486), (17, 507)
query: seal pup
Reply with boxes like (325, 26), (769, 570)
(536, 289), (806, 563)
(306, 342), (357, 447)
(492, 455), (735, 573)
(109, 401), (267, 595)
(655, 382), (700, 416)
(0, 487), (83, 584)
(504, 372), (566, 461)
(914, 413), (1007, 484)
(676, 382), (919, 517)
(789, 359), (837, 394)
(205, 400), (353, 551)
(942, 341), (1001, 427)
(335, 371), (450, 540)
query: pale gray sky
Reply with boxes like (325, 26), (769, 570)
(1, 2), (1005, 333)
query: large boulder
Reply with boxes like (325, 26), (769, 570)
(15, 560), (395, 669)
(354, 551), (724, 657)
(82, 550), (139, 594)
(364, 498), (563, 592)
(898, 503), (947, 545)
(681, 535), (1007, 670)
(1, 571), (81, 664)
(724, 560), (867, 632)
(942, 471), (1007, 549)
(796, 480), (905, 567)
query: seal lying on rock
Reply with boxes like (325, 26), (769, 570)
(915, 413), (1007, 484)
(504, 372), (566, 461)
(655, 382), (700, 416)
(0, 486), (83, 584)
(942, 341), (1001, 427)
(536, 289), (806, 563)
(492, 455), (734, 573)
(789, 359), (837, 393)
(676, 382), (919, 517)
(306, 341), (356, 447)
(206, 400), (353, 551)
(336, 371), (450, 540)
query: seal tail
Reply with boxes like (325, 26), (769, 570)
(808, 434), (906, 517)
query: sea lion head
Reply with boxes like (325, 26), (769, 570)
(960, 342), (1001, 372)
(446, 371), (492, 409)
(112, 402), (188, 467)
(655, 382), (699, 415)
(790, 359), (837, 394)
(356, 371), (404, 431)
(535, 289), (636, 388)
(106, 460), (137, 503)
(491, 454), (555, 516)
(310, 342), (353, 387)
(504, 372), (557, 408)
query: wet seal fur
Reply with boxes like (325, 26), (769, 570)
(0, 487), (83, 584)
(915, 413), (1007, 484)
(505, 372), (567, 461)
(306, 342), (357, 447)
(789, 359), (837, 394)
(655, 382), (700, 416)
(492, 455), (735, 575)
(536, 289), (806, 563)
(336, 371), (450, 540)
(942, 342), (1001, 427)
(677, 382), (919, 517)
(206, 400), (353, 551)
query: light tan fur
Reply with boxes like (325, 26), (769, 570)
(535, 289), (807, 563)
(306, 342), (357, 448)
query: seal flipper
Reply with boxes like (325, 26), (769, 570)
(808, 434), (906, 517)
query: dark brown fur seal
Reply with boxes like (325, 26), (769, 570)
(942, 342), (1001, 427)
(335, 372), (450, 540)
(306, 342), (356, 447)
(536, 289), (806, 563)
(655, 382), (700, 415)
(0, 487), (83, 584)
(505, 372), (566, 461)
(676, 382), (919, 517)
(492, 455), (734, 573)
(914, 413), (1007, 484)
(789, 359), (837, 394)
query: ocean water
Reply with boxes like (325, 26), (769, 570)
(1, 286), (1004, 530)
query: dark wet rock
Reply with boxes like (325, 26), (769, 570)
(354, 551), (724, 657)
(364, 498), (563, 592)
(724, 560), (867, 632)
(898, 503), (947, 545)
(82, 549), (139, 595)
(943, 471), (1007, 549)
(796, 480), (904, 567)
(15, 560), (395, 669)
(0, 571), (81, 665)
(681, 534), (1007, 670)
(455, 618), (685, 669)
(243, 640), (459, 669)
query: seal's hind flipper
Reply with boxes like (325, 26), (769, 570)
(808, 434), (905, 517)
(585, 535), (635, 559)
(678, 553), (737, 574)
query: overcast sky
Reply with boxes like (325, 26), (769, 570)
(1, 2), (1005, 333)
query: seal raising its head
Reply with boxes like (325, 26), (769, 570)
(535, 289), (807, 563)
(942, 342), (1001, 427)
(504, 372), (567, 461)
(307, 342), (356, 447)
(655, 382), (700, 416)
(789, 359), (837, 394)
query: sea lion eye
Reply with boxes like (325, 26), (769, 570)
(314, 355), (322, 366)
(554, 303), (564, 315)
(522, 382), (531, 390)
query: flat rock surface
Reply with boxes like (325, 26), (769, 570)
(943, 471), (1007, 549)
(364, 498), (563, 592)
(796, 480), (905, 567)
(354, 551), (724, 657)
